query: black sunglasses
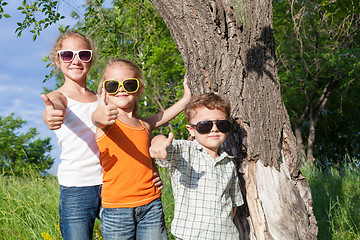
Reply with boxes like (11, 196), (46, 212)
(103, 78), (140, 94)
(189, 120), (231, 134)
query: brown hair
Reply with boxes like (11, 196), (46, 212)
(185, 93), (231, 122)
(50, 31), (94, 64)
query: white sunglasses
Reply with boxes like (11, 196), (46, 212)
(57, 50), (93, 62)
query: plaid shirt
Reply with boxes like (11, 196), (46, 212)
(157, 139), (243, 240)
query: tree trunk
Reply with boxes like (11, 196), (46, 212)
(306, 108), (316, 164)
(294, 124), (306, 162)
(150, 0), (317, 239)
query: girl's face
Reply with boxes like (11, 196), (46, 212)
(104, 64), (143, 110)
(56, 36), (92, 84)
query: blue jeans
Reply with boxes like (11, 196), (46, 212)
(101, 198), (167, 240)
(59, 185), (102, 240)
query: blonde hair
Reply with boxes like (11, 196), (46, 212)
(185, 93), (231, 122)
(50, 31), (94, 64)
(97, 58), (144, 94)
(98, 58), (144, 115)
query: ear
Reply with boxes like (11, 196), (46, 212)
(137, 83), (144, 95)
(186, 125), (196, 138)
(55, 57), (61, 69)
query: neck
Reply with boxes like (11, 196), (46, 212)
(206, 148), (220, 160)
(62, 77), (87, 91)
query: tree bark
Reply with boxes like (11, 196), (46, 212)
(150, 0), (317, 239)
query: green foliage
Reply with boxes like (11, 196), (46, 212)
(0, 0), (10, 19)
(0, 114), (54, 176)
(302, 156), (360, 239)
(15, 0), (65, 40)
(315, 74), (360, 162)
(44, 0), (187, 138)
(273, 0), (360, 163)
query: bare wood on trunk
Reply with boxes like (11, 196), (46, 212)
(151, 0), (318, 239)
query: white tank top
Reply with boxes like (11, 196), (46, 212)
(54, 91), (103, 186)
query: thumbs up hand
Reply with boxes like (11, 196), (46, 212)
(92, 90), (119, 128)
(149, 132), (174, 159)
(41, 94), (65, 130)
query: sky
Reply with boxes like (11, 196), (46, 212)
(0, 1), (107, 175)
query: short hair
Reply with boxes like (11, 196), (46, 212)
(184, 93), (231, 122)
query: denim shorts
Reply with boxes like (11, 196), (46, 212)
(101, 198), (167, 240)
(59, 185), (102, 240)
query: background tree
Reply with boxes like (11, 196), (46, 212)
(0, 114), (54, 175)
(273, 0), (360, 165)
(150, 0), (317, 239)
(41, 0), (189, 138)
(3, 0), (320, 238)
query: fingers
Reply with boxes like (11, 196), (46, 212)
(152, 172), (164, 190)
(100, 89), (107, 106)
(182, 76), (192, 99)
(183, 76), (188, 85)
(167, 132), (174, 145)
(41, 93), (65, 130)
(41, 94), (55, 110)
(149, 134), (172, 159)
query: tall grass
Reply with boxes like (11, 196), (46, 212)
(302, 156), (360, 239)
(158, 167), (175, 239)
(1, 158), (359, 239)
(0, 168), (102, 240)
(0, 168), (60, 239)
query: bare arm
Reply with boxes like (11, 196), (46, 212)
(145, 77), (191, 131)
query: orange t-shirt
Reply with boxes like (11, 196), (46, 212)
(96, 119), (160, 208)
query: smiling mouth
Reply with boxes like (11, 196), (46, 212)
(115, 93), (129, 97)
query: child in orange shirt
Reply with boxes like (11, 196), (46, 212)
(91, 58), (191, 239)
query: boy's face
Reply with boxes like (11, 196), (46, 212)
(186, 107), (228, 158)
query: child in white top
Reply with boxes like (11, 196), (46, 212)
(41, 32), (163, 240)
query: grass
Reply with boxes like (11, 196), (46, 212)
(0, 158), (359, 239)
(302, 156), (360, 240)
(0, 169), (60, 239)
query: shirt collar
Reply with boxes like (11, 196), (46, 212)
(193, 140), (234, 162)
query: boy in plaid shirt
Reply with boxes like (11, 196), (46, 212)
(150, 93), (243, 240)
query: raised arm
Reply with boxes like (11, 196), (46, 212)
(145, 77), (191, 131)
(41, 92), (66, 130)
(91, 90), (119, 130)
